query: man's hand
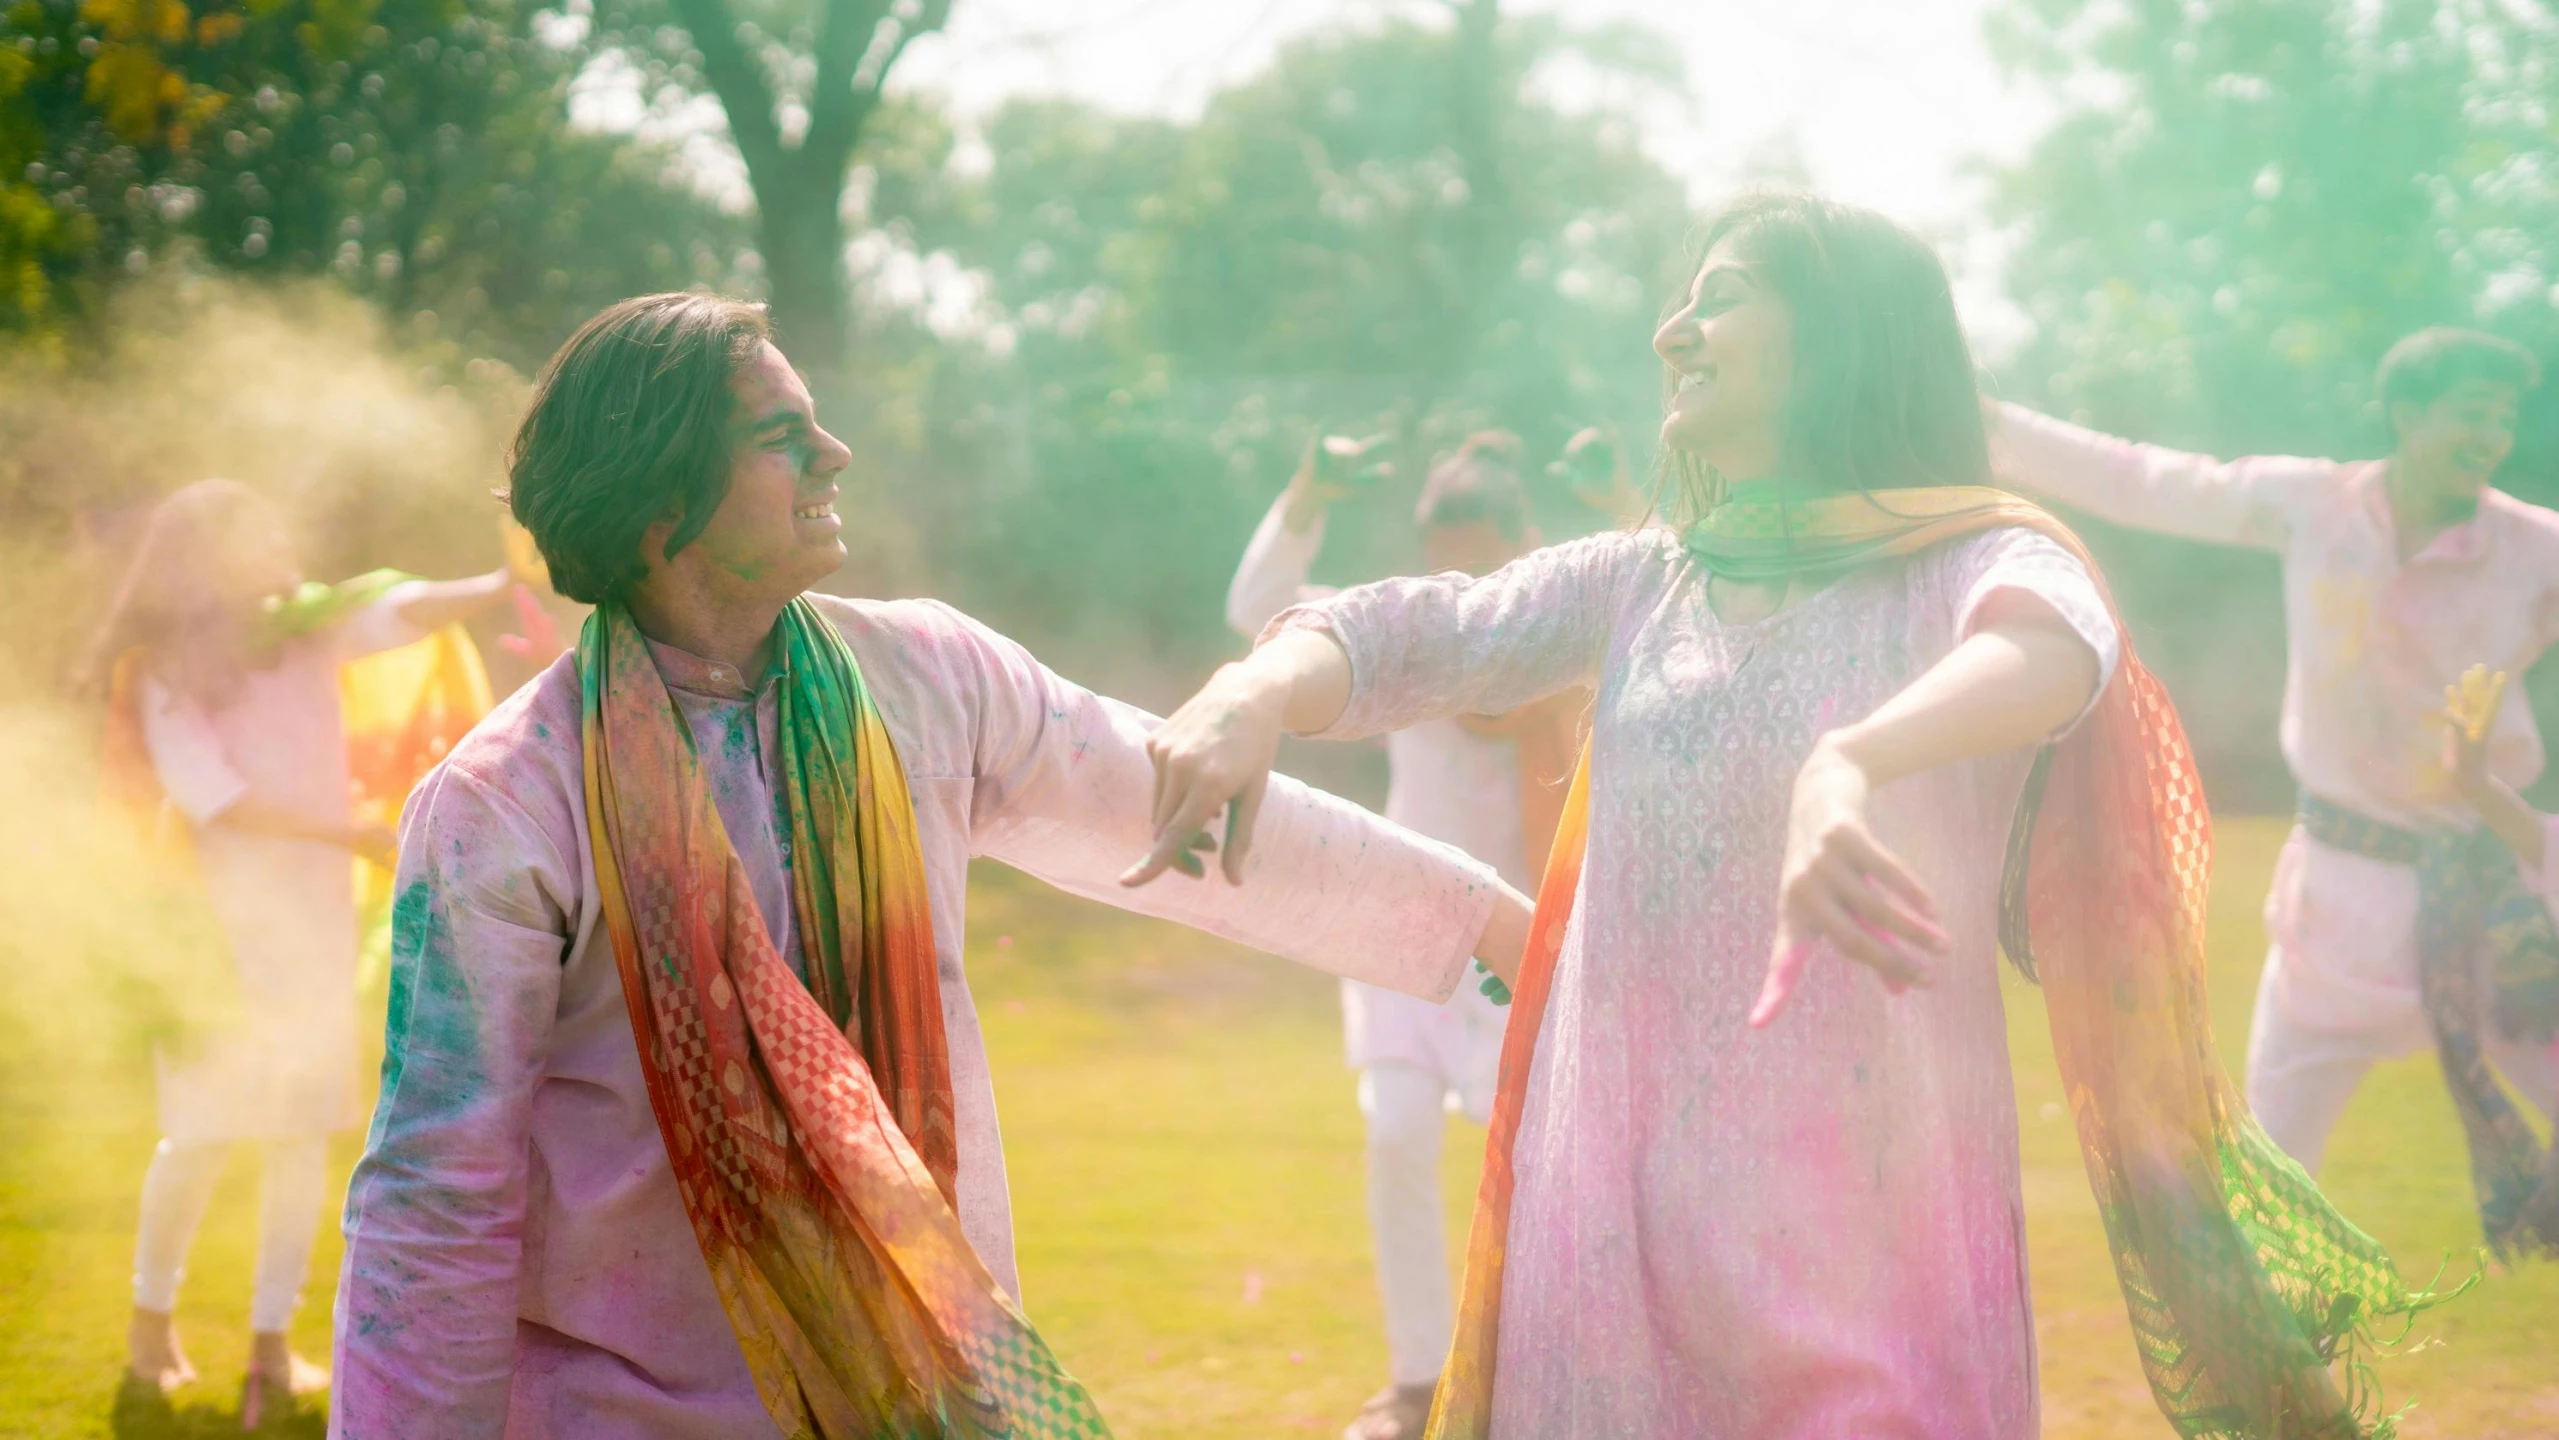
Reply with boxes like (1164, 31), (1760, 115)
(1282, 435), (1391, 532)
(1750, 738), (1949, 1028)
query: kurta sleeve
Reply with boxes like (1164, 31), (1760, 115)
(1270, 528), (1654, 742)
(1941, 527), (2125, 736)
(1225, 495), (1337, 638)
(1986, 401), (2334, 551)
(936, 602), (1501, 1003)
(331, 764), (572, 1440)
(136, 674), (251, 824)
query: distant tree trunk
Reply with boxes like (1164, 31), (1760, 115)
(664, 0), (954, 375)
(758, 167), (851, 364)
(1398, 0), (1508, 471)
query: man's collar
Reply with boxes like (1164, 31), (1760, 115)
(642, 634), (770, 700)
(2361, 461), (2494, 565)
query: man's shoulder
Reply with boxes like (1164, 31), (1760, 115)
(2483, 485), (2559, 549)
(422, 649), (585, 835)
(802, 592), (1034, 696)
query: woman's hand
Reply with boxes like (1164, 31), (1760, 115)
(1123, 628), (1356, 888)
(1751, 737), (1949, 1027)
(1120, 662), (1291, 887)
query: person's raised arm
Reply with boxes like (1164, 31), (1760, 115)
(1985, 400), (2329, 551)
(332, 766), (570, 1439)
(1226, 457), (1347, 638)
(395, 569), (514, 633)
(1753, 538), (2120, 1026)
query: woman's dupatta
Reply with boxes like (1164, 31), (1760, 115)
(581, 598), (1113, 1440)
(1427, 488), (2449, 1440)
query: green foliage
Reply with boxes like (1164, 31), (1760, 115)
(884, 14), (1697, 700)
(1986, 0), (2558, 463)
(1982, 0), (2559, 803)
(0, 0), (744, 360)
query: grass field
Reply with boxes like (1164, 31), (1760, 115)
(1, 816), (2552, 1437)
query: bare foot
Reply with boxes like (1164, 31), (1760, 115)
(126, 1305), (196, 1392)
(241, 1332), (327, 1430)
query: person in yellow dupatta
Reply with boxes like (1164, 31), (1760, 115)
(1133, 194), (2450, 1439)
(80, 480), (516, 1422)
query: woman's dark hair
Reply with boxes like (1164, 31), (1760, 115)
(508, 293), (772, 604)
(1661, 193), (1988, 521)
(1415, 430), (1531, 540)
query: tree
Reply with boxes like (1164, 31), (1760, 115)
(596, 0), (952, 371)
(887, 11), (1696, 705)
(1, 0), (745, 361)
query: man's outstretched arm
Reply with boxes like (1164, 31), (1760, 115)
(1985, 400), (2332, 551)
(940, 601), (1528, 997)
(332, 766), (571, 1440)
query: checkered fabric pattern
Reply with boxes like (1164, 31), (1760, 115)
(582, 602), (1115, 1440)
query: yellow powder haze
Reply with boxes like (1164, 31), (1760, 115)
(0, 269), (529, 1098)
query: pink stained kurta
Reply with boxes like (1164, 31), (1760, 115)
(137, 585), (427, 1142)
(1273, 525), (2120, 1438)
(1989, 404), (2559, 1088)
(329, 594), (1503, 1440)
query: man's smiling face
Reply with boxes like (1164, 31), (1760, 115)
(670, 340), (856, 607)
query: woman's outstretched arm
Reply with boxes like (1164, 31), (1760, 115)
(1754, 589), (2104, 1025)
(1121, 627), (1354, 888)
(1124, 530), (1646, 890)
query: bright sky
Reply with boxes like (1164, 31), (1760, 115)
(892, 0), (2048, 342)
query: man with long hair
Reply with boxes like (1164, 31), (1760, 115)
(327, 293), (1532, 1439)
(1990, 329), (2559, 1254)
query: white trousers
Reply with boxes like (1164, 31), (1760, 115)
(2245, 950), (2559, 1174)
(1360, 1063), (1484, 1388)
(132, 1134), (330, 1333)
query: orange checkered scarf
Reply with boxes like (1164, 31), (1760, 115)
(581, 598), (1113, 1440)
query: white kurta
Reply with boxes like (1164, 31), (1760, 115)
(138, 586), (426, 1142)
(1989, 405), (2559, 1158)
(1226, 498), (1517, 1098)
(1276, 526), (2119, 1438)
(328, 594), (1502, 1440)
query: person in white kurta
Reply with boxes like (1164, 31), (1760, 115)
(327, 296), (1529, 1439)
(91, 477), (518, 1413)
(1226, 468), (1530, 1435)
(133, 581), (430, 1343)
(1986, 331), (2559, 1171)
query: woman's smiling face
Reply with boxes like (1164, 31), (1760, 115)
(1652, 236), (1794, 481)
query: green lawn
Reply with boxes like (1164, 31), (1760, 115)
(1, 817), (2551, 1437)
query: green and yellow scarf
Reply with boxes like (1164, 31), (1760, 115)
(1432, 484), (2451, 1440)
(581, 597), (1111, 1440)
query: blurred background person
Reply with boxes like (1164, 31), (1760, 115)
(80, 479), (514, 1423)
(1988, 328), (2559, 1254)
(1225, 432), (1583, 1440)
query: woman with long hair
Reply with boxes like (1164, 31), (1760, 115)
(86, 480), (512, 1424)
(1127, 194), (2435, 1437)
